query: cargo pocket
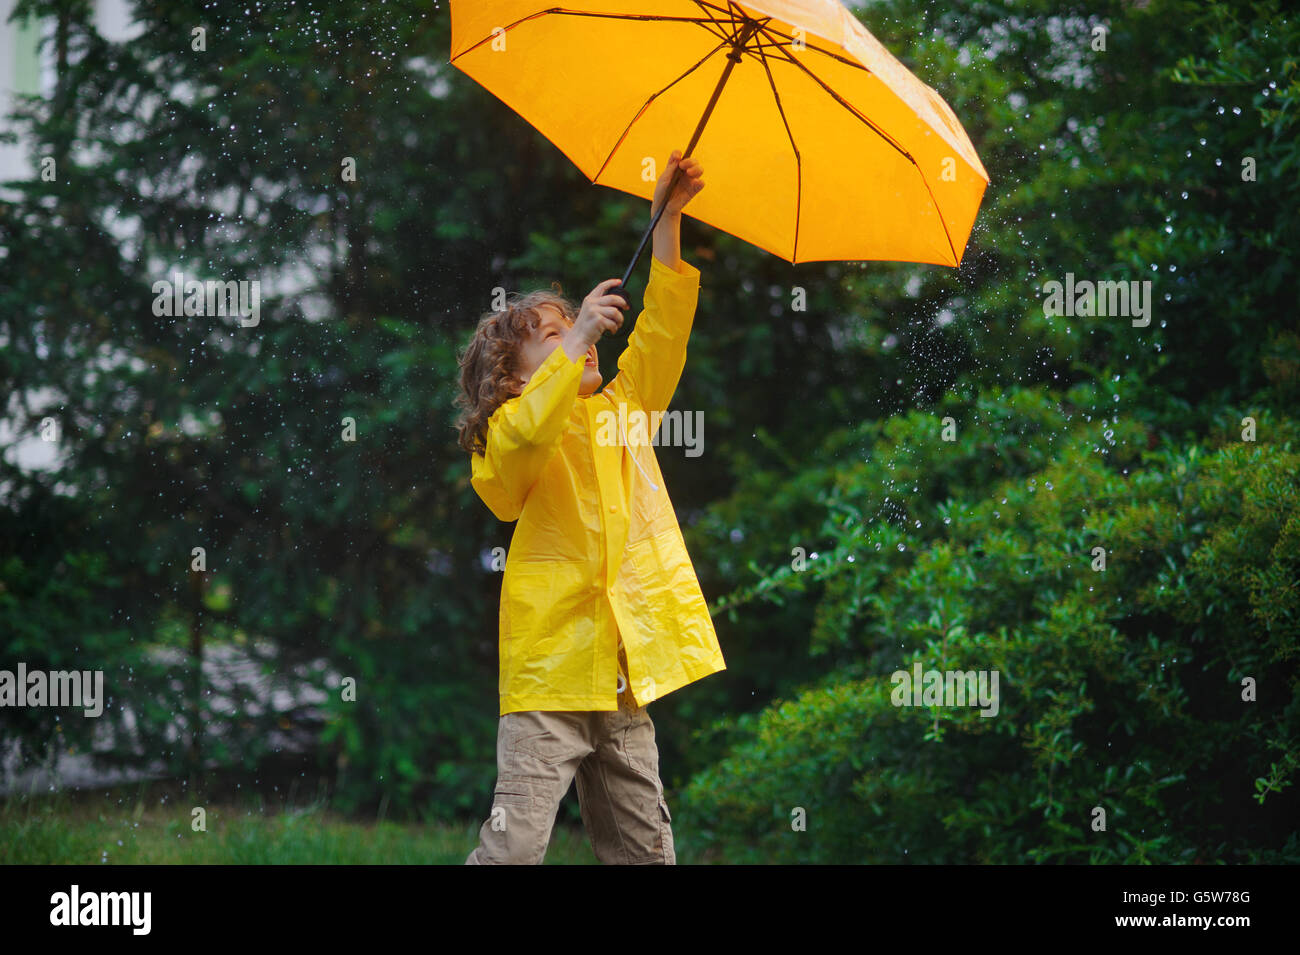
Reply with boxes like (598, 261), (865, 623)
(489, 780), (533, 839)
(515, 730), (573, 765)
(493, 781), (532, 808)
(486, 778), (546, 864)
(508, 710), (579, 766)
(657, 795), (676, 865)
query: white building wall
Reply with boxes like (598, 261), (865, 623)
(0, 0), (138, 191)
(0, 1), (138, 476)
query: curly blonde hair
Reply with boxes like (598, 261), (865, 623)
(454, 285), (579, 456)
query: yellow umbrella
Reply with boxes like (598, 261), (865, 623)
(448, 1), (989, 297)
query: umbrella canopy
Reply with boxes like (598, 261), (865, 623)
(448, 1), (989, 268)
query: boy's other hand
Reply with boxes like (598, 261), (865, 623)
(652, 149), (704, 219)
(564, 279), (628, 357)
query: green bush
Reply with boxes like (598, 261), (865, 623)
(678, 383), (1300, 863)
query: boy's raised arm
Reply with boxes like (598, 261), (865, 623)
(606, 252), (701, 421)
(605, 151), (705, 422)
(471, 345), (584, 522)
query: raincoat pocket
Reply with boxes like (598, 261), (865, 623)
(501, 560), (588, 649)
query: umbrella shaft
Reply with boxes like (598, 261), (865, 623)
(617, 17), (762, 295)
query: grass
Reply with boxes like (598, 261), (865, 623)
(0, 781), (603, 865)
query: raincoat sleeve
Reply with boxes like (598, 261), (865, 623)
(470, 344), (584, 522)
(606, 253), (701, 421)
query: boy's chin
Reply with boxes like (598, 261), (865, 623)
(578, 369), (602, 396)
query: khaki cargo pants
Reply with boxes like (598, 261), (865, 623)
(465, 643), (675, 864)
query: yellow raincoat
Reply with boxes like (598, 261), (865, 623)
(471, 253), (726, 715)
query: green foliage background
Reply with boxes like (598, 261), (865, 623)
(1, 0), (1296, 862)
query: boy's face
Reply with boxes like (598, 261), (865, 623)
(513, 305), (602, 397)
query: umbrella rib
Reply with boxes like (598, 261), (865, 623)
(757, 34), (912, 161)
(691, 0), (874, 73)
(589, 39), (731, 187)
(544, 10), (723, 26)
(690, 4), (914, 166)
(452, 5), (742, 191)
(916, 170), (961, 267)
(752, 22), (961, 266)
(748, 23), (803, 264)
(690, 6), (750, 47)
(449, 9), (720, 62)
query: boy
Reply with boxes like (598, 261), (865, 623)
(454, 150), (725, 864)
